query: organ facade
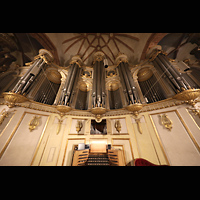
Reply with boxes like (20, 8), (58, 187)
(1, 33), (200, 166)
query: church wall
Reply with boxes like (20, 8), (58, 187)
(0, 106), (50, 166)
(1, 101), (200, 166)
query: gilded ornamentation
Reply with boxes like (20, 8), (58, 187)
(137, 67), (153, 82)
(93, 51), (105, 62)
(56, 118), (63, 135)
(81, 70), (92, 78)
(160, 114), (173, 131)
(46, 67), (61, 84)
(0, 110), (9, 125)
(56, 105), (72, 117)
(132, 115), (143, 134)
(135, 118), (143, 134)
(34, 49), (54, 63)
(106, 69), (117, 78)
(3, 92), (29, 108)
(76, 120), (83, 133)
(90, 107), (107, 123)
(126, 103), (143, 117)
(173, 89), (200, 107)
(29, 116), (41, 132)
(114, 120), (121, 133)
(188, 108), (200, 118)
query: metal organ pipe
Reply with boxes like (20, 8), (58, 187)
(58, 62), (80, 106)
(92, 62), (97, 108)
(101, 61), (106, 106)
(153, 57), (181, 91)
(119, 62), (134, 103)
(124, 62), (140, 103)
(117, 61), (141, 104)
(58, 64), (74, 104)
(117, 63), (129, 104)
(91, 59), (106, 108)
(161, 55), (192, 89)
(12, 52), (49, 94)
(152, 51), (193, 92)
(70, 65), (81, 105)
(157, 54), (188, 90)
(97, 61), (101, 107)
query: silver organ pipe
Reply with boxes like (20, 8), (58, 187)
(117, 64), (129, 104)
(153, 57), (181, 91)
(152, 50), (194, 92)
(58, 62), (80, 106)
(12, 49), (53, 94)
(92, 62), (97, 107)
(101, 62), (106, 106)
(117, 61), (141, 105)
(91, 59), (106, 108)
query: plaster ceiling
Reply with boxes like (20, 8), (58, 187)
(45, 33), (152, 66)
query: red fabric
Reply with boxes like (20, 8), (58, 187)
(134, 158), (168, 166)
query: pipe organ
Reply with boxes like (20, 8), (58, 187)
(2, 44), (200, 166)
(4, 48), (200, 112)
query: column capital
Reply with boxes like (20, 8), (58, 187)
(115, 52), (128, 66)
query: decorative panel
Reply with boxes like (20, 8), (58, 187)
(0, 112), (49, 166)
(110, 118), (128, 135)
(150, 110), (200, 166)
(131, 115), (161, 165)
(69, 118), (86, 135)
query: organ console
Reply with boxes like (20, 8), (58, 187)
(72, 143), (125, 166)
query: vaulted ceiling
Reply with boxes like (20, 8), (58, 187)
(7, 33), (200, 68)
(45, 33), (152, 66)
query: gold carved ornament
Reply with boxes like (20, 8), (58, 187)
(135, 118), (143, 134)
(29, 116), (41, 132)
(76, 120), (83, 133)
(0, 110), (9, 125)
(114, 120), (121, 133)
(56, 118), (63, 135)
(160, 114), (173, 131)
